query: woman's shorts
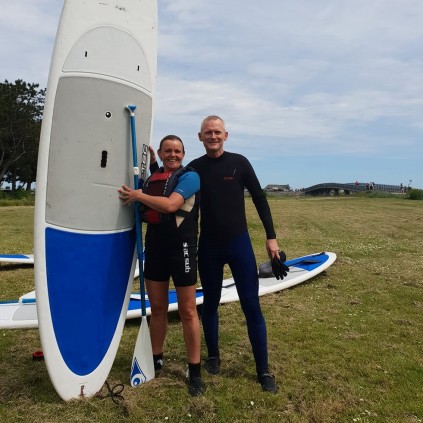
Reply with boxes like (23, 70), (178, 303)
(144, 239), (198, 287)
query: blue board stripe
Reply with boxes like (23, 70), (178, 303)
(21, 298), (36, 304)
(46, 227), (135, 376)
(285, 253), (328, 271)
(0, 254), (30, 259)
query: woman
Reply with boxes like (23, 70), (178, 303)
(118, 135), (204, 396)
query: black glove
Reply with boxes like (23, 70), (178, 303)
(271, 251), (289, 280)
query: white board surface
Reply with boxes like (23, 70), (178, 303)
(33, 0), (157, 400)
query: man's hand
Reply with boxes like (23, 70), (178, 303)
(266, 239), (280, 259)
(271, 250), (289, 280)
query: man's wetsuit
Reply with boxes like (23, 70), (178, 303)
(188, 151), (276, 375)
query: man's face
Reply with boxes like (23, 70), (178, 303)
(198, 119), (228, 157)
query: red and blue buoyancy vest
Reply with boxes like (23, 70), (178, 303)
(140, 166), (199, 225)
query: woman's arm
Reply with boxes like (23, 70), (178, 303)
(118, 185), (184, 213)
(148, 145), (160, 174)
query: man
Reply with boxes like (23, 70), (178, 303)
(188, 115), (283, 393)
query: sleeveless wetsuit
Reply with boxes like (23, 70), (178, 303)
(143, 168), (200, 287)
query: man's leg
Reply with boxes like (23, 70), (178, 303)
(198, 236), (224, 369)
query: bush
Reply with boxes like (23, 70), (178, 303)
(408, 188), (423, 200)
(365, 191), (396, 198)
(0, 189), (35, 206)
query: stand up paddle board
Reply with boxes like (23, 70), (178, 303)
(0, 254), (34, 264)
(34, 0), (157, 400)
(220, 251), (337, 304)
(1, 252), (336, 329)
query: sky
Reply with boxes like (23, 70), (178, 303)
(1, 0), (422, 189)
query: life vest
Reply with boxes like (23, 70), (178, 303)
(140, 166), (199, 225)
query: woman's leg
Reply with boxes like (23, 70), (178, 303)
(176, 285), (206, 395)
(145, 279), (169, 355)
(175, 285), (201, 364)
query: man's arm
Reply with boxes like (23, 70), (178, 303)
(243, 157), (281, 259)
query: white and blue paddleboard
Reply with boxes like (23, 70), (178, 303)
(2, 252), (336, 329)
(218, 251), (337, 304)
(0, 288), (205, 330)
(34, 0), (157, 400)
(0, 254), (34, 264)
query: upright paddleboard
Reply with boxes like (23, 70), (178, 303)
(0, 254), (34, 264)
(34, 0), (157, 400)
(1, 252), (336, 329)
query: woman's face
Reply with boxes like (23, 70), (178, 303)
(157, 139), (185, 172)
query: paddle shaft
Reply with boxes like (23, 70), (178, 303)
(127, 105), (148, 316)
(127, 105), (155, 386)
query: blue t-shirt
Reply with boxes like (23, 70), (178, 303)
(173, 171), (200, 200)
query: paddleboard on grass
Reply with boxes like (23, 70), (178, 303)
(218, 251), (337, 304)
(1, 252), (336, 329)
(0, 289), (205, 330)
(0, 254), (34, 264)
(33, 0), (157, 400)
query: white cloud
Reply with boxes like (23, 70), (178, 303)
(1, 0), (422, 187)
(0, 1), (61, 86)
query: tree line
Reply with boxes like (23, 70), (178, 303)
(0, 79), (45, 191)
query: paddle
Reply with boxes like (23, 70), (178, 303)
(126, 105), (155, 387)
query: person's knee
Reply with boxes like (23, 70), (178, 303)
(240, 296), (263, 321)
(179, 304), (199, 323)
(150, 302), (168, 317)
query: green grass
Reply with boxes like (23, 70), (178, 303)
(1, 197), (422, 422)
(0, 191), (35, 207)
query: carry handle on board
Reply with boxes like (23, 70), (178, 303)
(126, 105), (155, 387)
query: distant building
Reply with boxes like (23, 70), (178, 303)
(264, 184), (291, 192)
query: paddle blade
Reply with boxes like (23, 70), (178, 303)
(130, 316), (155, 387)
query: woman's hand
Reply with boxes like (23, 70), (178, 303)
(148, 145), (157, 164)
(118, 184), (141, 205)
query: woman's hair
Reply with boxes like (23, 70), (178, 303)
(159, 135), (185, 153)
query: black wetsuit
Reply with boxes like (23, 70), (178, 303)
(143, 169), (200, 287)
(188, 151), (276, 375)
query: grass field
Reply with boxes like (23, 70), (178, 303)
(0, 197), (422, 422)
